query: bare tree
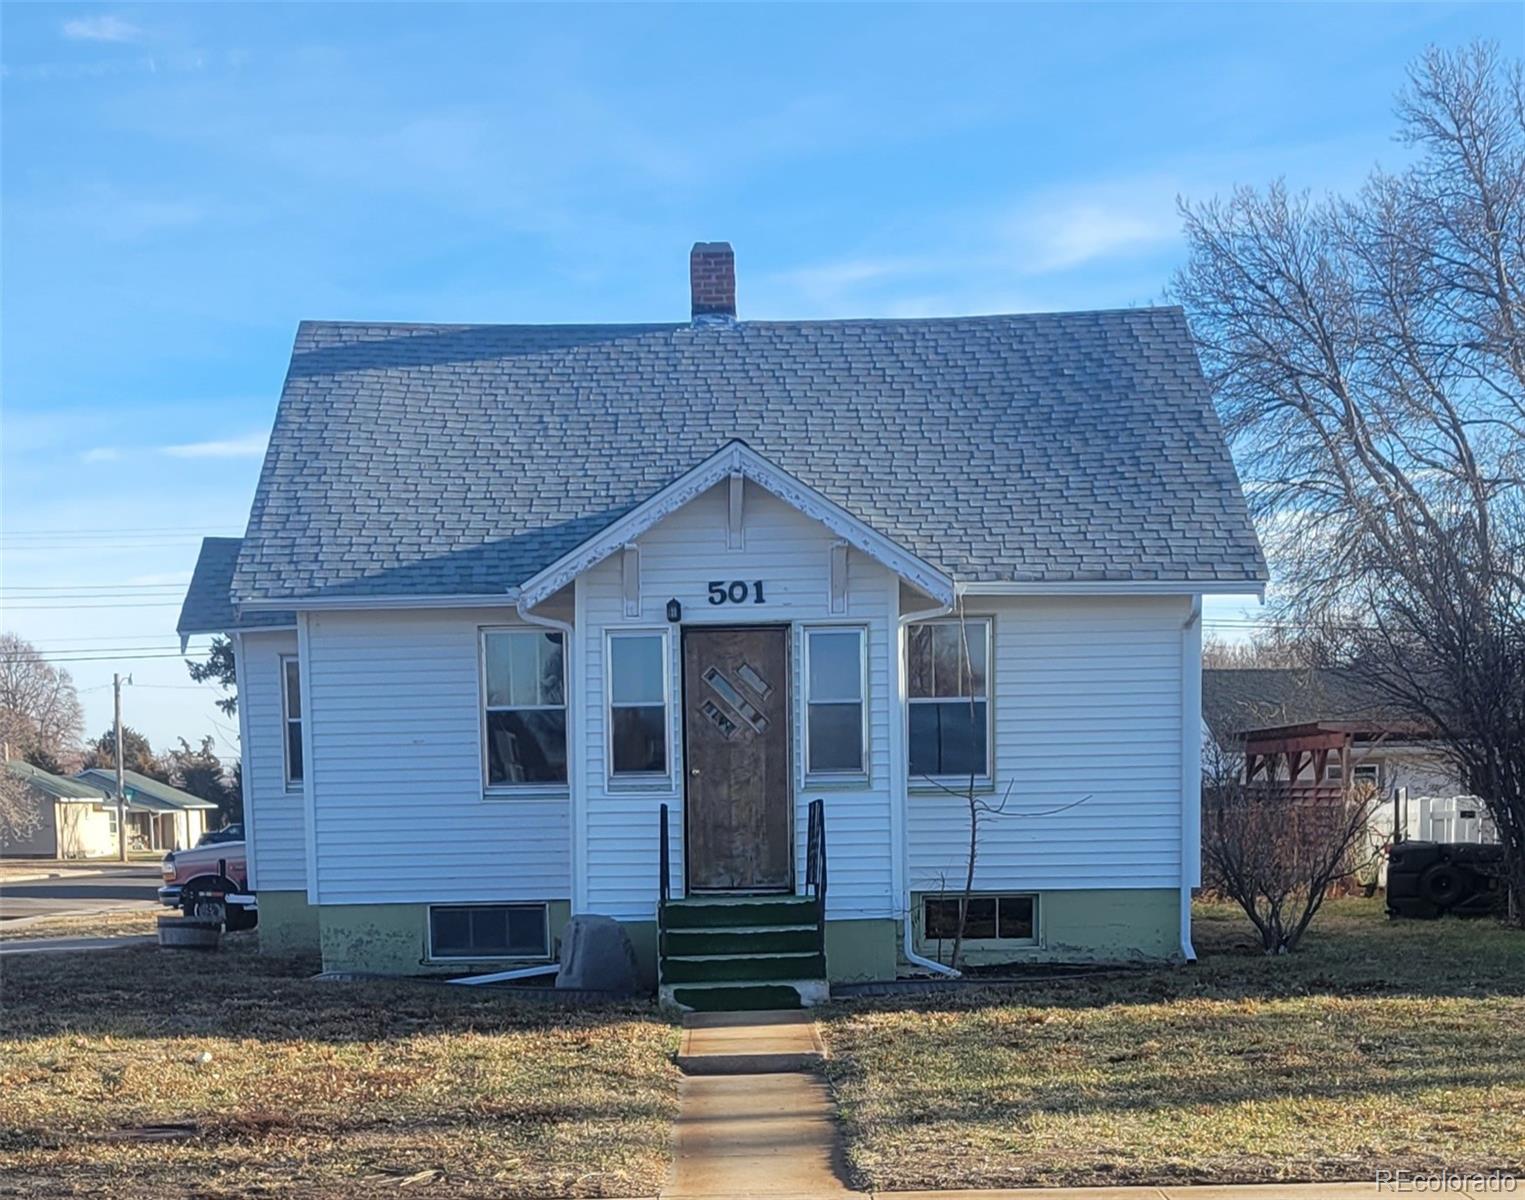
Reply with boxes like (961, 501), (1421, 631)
(0, 766), (45, 847)
(0, 633), (85, 771)
(1201, 630), (1317, 669)
(1174, 42), (1525, 920)
(1205, 775), (1381, 954)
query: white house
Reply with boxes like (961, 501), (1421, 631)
(178, 243), (1266, 1006)
(2, 761), (117, 859)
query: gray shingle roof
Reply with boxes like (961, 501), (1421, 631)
(230, 307), (1266, 602)
(177, 538), (294, 636)
(1202, 668), (1400, 737)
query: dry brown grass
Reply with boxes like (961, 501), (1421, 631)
(821, 898), (1525, 1191)
(0, 936), (680, 1198)
(0, 908), (161, 941)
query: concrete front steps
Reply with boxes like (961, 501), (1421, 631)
(659, 895), (828, 1011)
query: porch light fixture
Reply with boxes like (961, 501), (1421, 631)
(666, 598), (682, 623)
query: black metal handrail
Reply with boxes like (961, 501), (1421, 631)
(658, 802), (670, 908)
(805, 797), (828, 920)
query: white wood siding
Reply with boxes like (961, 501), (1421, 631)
(240, 631), (305, 891)
(579, 481), (897, 921)
(303, 608), (571, 905)
(907, 596), (1189, 893)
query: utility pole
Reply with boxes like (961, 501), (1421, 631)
(114, 673), (127, 863)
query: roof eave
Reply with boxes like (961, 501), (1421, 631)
(959, 579), (1267, 598)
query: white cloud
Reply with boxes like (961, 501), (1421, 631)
(160, 433), (268, 459)
(1000, 177), (1182, 275)
(1015, 203), (1179, 274)
(61, 15), (142, 43)
(80, 446), (123, 463)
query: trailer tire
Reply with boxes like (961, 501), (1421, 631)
(1419, 863), (1466, 909)
(179, 874), (242, 929)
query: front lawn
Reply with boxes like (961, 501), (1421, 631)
(821, 899), (1525, 1191)
(0, 938), (680, 1198)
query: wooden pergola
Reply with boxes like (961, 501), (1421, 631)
(1241, 719), (1431, 802)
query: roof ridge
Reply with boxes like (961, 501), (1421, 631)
(294, 306), (1185, 334)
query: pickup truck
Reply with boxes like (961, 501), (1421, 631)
(160, 825), (257, 930)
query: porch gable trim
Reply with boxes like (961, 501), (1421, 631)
(516, 440), (956, 611)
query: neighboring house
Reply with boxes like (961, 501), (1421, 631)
(178, 242), (1266, 992)
(1, 761), (117, 858)
(1201, 667), (1465, 798)
(75, 768), (216, 852)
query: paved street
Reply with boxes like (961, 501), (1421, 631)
(0, 864), (162, 922)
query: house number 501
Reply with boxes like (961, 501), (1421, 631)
(707, 580), (766, 605)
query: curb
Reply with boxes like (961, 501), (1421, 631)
(676, 1049), (825, 1075)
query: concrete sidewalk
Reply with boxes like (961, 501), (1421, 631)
(877, 1186), (1495, 1199)
(677, 1010), (827, 1075)
(648, 1181), (1498, 1199)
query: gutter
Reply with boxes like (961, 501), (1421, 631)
(897, 593), (961, 979)
(448, 962), (560, 987)
(1179, 595), (1203, 963)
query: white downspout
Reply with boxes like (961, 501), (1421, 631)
(1179, 595), (1203, 963)
(515, 594), (580, 916)
(898, 593), (961, 978)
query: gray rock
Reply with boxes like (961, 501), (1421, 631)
(556, 915), (641, 993)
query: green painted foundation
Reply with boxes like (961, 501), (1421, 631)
(256, 890), (321, 956)
(318, 900), (572, 976)
(824, 918), (899, 983)
(298, 889), (1177, 979)
(908, 887), (1180, 966)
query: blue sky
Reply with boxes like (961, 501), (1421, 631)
(2, 2), (1521, 755)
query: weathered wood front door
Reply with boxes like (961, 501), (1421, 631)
(682, 626), (792, 892)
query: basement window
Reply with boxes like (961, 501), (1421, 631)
(428, 903), (549, 960)
(923, 894), (1036, 943)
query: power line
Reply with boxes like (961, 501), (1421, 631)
(32, 651), (212, 664)
(0, 585), (189, 594)
(1, 524), (237, 536)
(2, 602), (183, 610)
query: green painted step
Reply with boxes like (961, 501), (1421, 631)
(662, 898), (819, 929)
(669, 983), (804, 1012)
(663, 927), (820, 956)
(661, 952), (826, 984)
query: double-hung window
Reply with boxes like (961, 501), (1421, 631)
(609, 632), (668, 778)
(907, 619), (990, 781)
(281, 656), (304, 787)
(483, 630), (567, 787)
(805, 627), (866, 776)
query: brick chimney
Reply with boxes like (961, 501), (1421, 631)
(690, 242), (736, 322)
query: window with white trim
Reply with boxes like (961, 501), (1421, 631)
(609, 632), (668, 777)
(428, 903), (549, 959)
(483, 630), (567, 787)
(923, 893), (1035, 943)
(805, 627), (866, 776)
(907, 618), (990, 780)
(281, 657), (304, 787)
